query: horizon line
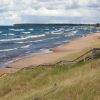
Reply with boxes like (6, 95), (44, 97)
(0, 23), (99, 26)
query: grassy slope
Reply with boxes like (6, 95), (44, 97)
(0, 58), (100, 100)
(57, 42), (100, 62)
(0, 42), (100, 100)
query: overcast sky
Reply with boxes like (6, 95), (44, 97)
(0, 0), (100, 25)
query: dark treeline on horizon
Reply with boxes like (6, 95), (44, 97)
(14, 23), (100, 27)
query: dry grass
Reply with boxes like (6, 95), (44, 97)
(0, 58), (100, 100)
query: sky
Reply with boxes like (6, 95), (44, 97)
(0, 0), (100, 25)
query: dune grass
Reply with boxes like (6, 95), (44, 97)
(58, 43), (100, 62)
(0, 58), (100, 100)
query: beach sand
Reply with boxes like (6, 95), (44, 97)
(0, 32), (100, 76)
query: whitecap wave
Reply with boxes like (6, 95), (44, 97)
(9, 29), (24, 31)
(96, 30), (100, 32)
(29, 28), (34, 31)
(64, 28), (74, 32)
(45, 32), (50, 34)
(0, 48), (18, 52)
(65, 30), (77, 37)
(15, 37), (60, 44)
(22, 32), (31, 34)
(27, 37), (60, 43)
(40, 49), (52, 54)
(51, 31), (63, 35)
(51, 29), (64, 35)
(8, 33), (14, 35)
(20, 45), (31, 49)
(0, 34), (45, 42)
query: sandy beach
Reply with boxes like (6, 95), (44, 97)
(0, 32), (100, 76)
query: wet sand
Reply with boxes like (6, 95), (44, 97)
(0, 32), (100, 76)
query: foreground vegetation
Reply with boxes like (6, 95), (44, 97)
(0, 58), (100, 100)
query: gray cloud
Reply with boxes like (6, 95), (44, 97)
(0, 0), (100, 25)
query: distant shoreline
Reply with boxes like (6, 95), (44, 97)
(0, 23), (99, 27)
(14, 23), (99, 26)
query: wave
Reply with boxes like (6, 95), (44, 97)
(0, 45), (31, 52)
(96, 30), (100, 32)
(9, 29), (24, 32)
(65, 30), (77, 37)
(22, 32), (31, 34)
(45, 32), (50, 34)
(2, 34), (7, 36)
(20, 45), (31, 49)
(8, 33), (14, 35)
(40, 49), (52, 54)
(51, 29), (64, 35)
(3, 33), (16, 36)
(51, 31), (63, 35)
(0, 34), (46, 42)
(13, 37), (61, 45)
(29, 28), (34, 31)
(64, 29), (73, 32)
(18, 37), (61, 44)
(72, 30), (77, 34)
(26, 34), (45, 38)
(0, 48), (18, 52)
(31, 36), (61, 43)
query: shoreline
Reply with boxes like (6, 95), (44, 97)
(0, 48), (53, 68)
(0, 32), (100, 76)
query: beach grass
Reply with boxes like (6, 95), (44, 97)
(0, 58), (100, 100)
(58, 42), (100, 62)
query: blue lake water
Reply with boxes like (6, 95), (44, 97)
(0, 25), (100, 67)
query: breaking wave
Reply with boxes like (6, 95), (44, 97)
(0, 34), (46, 42)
